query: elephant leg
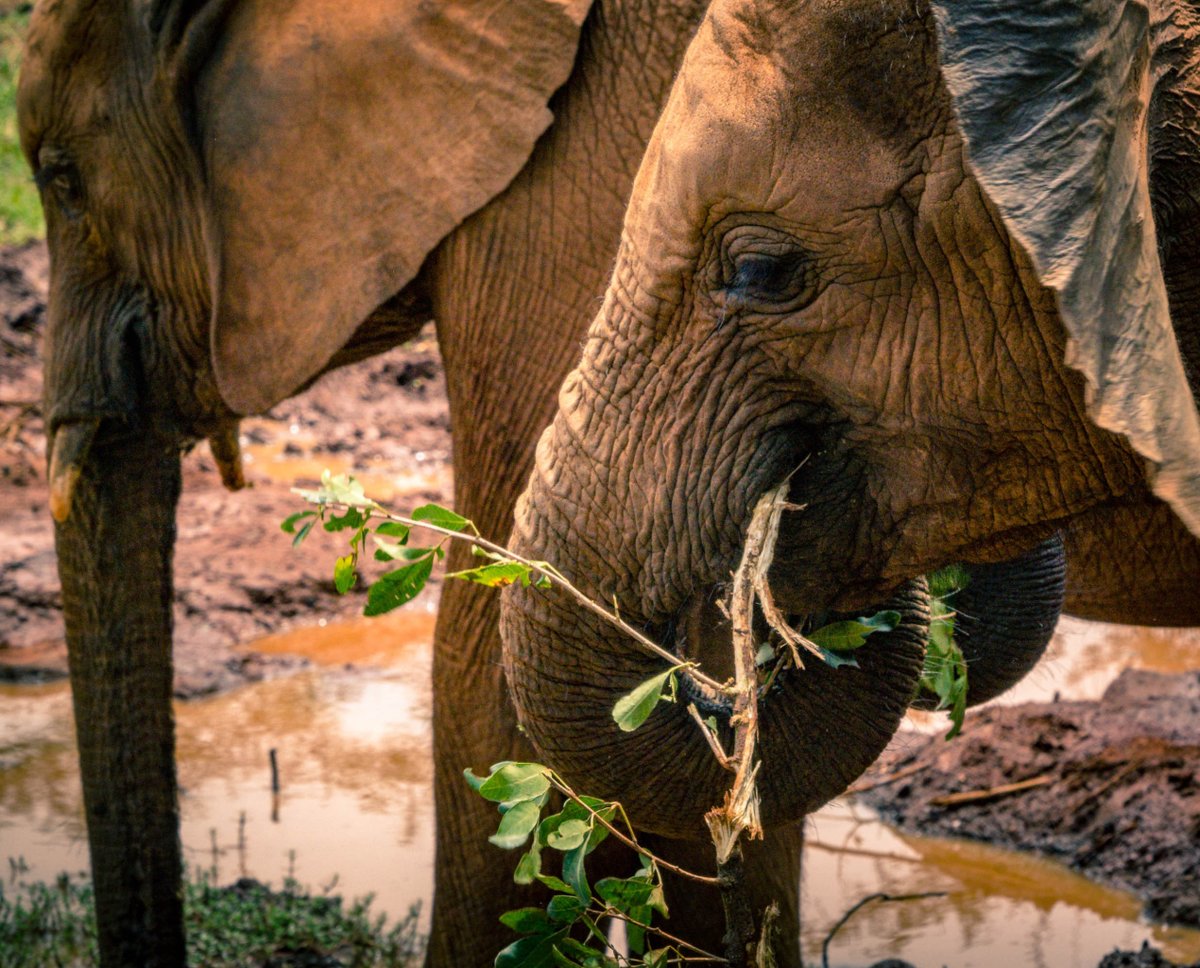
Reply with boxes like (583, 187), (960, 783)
(637, 824), (805, 968)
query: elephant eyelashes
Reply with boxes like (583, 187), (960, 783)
(716, 226), (816, 315)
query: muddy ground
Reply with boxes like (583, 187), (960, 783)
(0, 241), (451, 696)
(857, 669), (1200, 933)
(2, 241), (1199, 966)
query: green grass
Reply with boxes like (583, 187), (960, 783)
(0, 8), (43, 245)
(0, 868), (425, 967)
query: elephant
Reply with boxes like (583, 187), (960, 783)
(19, 1), (1200, 967)
(17, 0), (724, 964)
(499, 0), (1200, 939)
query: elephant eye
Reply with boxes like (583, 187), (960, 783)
(729, 253), (807, 298)
(35, 150), (85, 220)
(717, 227), (816, 315)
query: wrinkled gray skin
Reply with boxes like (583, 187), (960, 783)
(19, 0), (1200, 967)
(499, 0), (1200, 940)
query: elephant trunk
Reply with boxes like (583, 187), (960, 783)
(953, 534), (1066, 706)
(500, 464), (928, 839)
(53, 423), (186, 968)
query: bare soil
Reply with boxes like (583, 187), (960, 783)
(857, 668), (1200, 932)
(0, 241), (451, 696)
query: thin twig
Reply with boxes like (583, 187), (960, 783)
(821, 892), (947, 968)
(549, 774), (721, 886)
(803, 841), (925, 865)
(845, 762), (930, 795)
(319, 501), (731, 695)
(598, 906), (728, 963)
(688, 702), (735, 772)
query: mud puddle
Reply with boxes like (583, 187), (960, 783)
(4, 613), (1200, 965)
(1, 611), (437, 925)
(803, 806), (1200, 967)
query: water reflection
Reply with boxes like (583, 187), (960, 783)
(803, 807), (1200, 966)
(0, 612), (436, 922)
(2, 613), (1199, 965)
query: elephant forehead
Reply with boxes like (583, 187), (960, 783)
(619, 0), (940, 281)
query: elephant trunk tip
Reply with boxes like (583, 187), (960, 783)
(48, 420), (100, 522)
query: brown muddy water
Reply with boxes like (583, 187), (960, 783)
(2, 611), (1199, 967)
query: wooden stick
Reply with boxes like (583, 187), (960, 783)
(928, 774), (1052, 807)
(846, 762), (929, 795)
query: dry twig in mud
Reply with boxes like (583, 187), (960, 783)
(928, 774), (1052, 807)
(821, 892), (947, 968)
(846, 762), (930, 795)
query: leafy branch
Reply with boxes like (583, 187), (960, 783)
(283, 471), (727, 695)
(285, 471), (971, 965)
(465, 761), (723, 966)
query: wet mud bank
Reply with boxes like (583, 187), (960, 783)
(858, 669), (1200, 932)
(0, 242), (452, 696)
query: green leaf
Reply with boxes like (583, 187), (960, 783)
(478, 763), (551, 804)
(323, 507), (366, 532)
(539, 798), (613, 855)
(644, 950), (669, 968)
(611, 669), (678, 733)
(499, 907), (554, 934)
(514, 845), (542, 885)
(809, 610), (901, 653)
(333, 555), (357, 594)
(928, 563), (971, 599)
(562, 843), (590, 903)
(556, 937), (610, 966)
(946, 676), (967, 740)
(817, 647), (859, 670)
(535, 874), (573, 895)
(373, 539), (435, 562)
(594, 876), (654, 913)
(448, 561), (535, 588)
(292, 517), (317, 547)
(463, 768), (487, 792)
(494, 928), (569, 968)
(552, 940), (609, 968)
(363, 557), (434, 616)
(375, 520), (410, 541)
(546, 894), (585, 923)
(490, 800), (543, 850)
(545, 819), (590, 852)
(411, 503), (472, 533)
(292, 470), (377, 509)
(281, 510), (316, 534)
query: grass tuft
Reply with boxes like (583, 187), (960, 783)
(0, 866), (425, 967)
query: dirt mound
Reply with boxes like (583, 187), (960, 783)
(1098, 942), (1200, 967)
(0, 242), (452, 696)
(857, 669), (1200, 929)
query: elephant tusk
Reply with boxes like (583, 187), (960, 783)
(48, 421), (100, 523)
(207, 420), (247, 491)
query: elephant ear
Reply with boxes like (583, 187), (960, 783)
(194, 0), (592, 414)
(931, 0), (1200, 538)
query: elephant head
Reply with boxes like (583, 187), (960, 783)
(18, 0), (595, 962)
(500, 0), (1200, 839)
